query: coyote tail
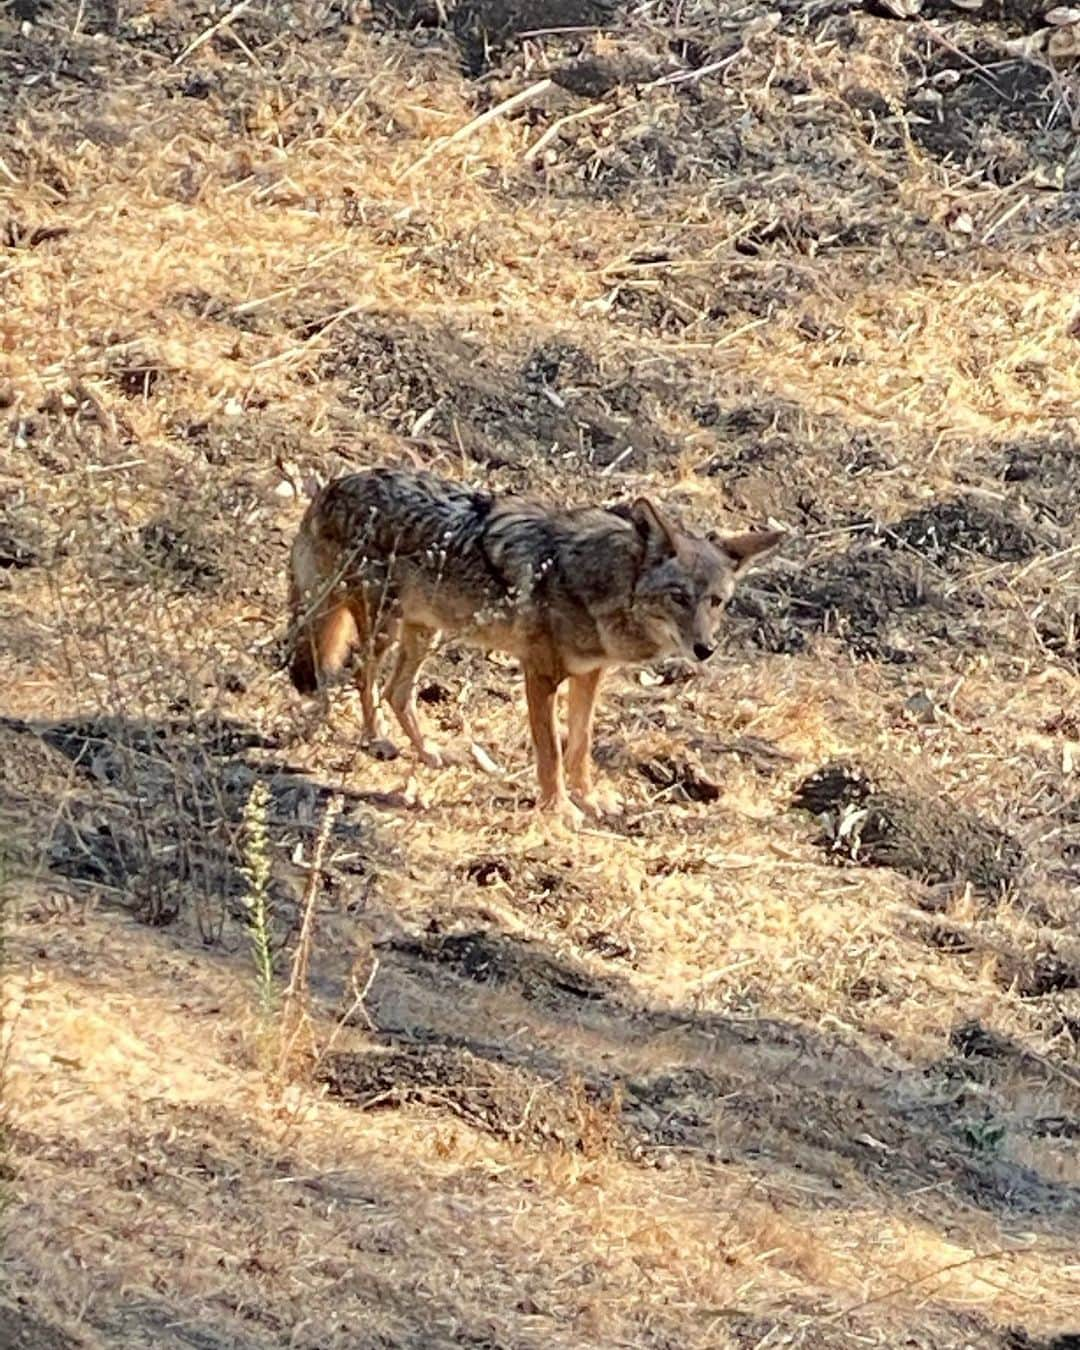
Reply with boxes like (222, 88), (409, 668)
(286, 527), (356, 694)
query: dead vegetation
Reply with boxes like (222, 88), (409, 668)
(2, 0), (1080, 1346)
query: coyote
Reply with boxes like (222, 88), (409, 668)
(287, 467), (782, 820)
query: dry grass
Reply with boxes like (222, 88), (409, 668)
(2, 0), (1080, 1346)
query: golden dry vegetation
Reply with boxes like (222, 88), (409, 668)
(2, 0), (1080, 1346)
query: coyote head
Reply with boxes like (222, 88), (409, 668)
(631, 499), (783, 661)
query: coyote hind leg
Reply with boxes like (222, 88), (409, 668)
(383, 622), (443, 768)
(346, 593), (397, 742)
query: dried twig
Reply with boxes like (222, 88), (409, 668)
(172, 0), (255, 66)
(524, 101), (610, 162)
(398, 78), (554, 180)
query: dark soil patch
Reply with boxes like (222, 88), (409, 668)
(113, 2), (313, 63)
(453, 0), (617, 77)
(905, 46), (1072, 188)
(101, 467), (292, 604)
(1005, 1330), (1080, 1350)
(607, 259), (812, 340)
(886, 498), (1042, 568)
(920, 1), (1058, 36)
(696, 405), (894, 526)
(137, 518), (225, 593)
(372, 0), (618, 76)
(321, 314), (674, 474)
(793, 762), (1024, 895)
(1000, 435), (1080, 528)
(550, 52), (660, 99)
(1038, 608), (1080, 673)
(1007, 949), (1080, 999)
(951, 1019), (1014, 1061)
(1031, 1117), (1080, 1141)
(0, 30), (109, 135)
(729, 543), (960, 662)
(321, 1043), (624, 1150)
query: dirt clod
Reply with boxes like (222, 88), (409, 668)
(793, 762), (1024, 894)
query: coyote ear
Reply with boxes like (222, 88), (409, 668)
(711, 528), (785, 573)
(631, 498), (678, 563)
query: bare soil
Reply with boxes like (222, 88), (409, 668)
(2, 1), (1080, 1347)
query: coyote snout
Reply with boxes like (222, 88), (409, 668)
(286, 467), (783, 821)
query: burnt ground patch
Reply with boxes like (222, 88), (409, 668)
(904, 40), (1075, 190)
(729, 492), (1057, 662)
(371, 0), (618, 76)
(728, 541), (964, 662)
(884, 497), (1043, 569)
(319, 314), (676, 476)
(793, 762), (1024, 896)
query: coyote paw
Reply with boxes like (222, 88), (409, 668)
(537, 793), (587, 828)
(416, 742), (446, 770)
(572, 786), (622, 820)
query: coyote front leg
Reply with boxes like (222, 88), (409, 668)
(524, 668), (580, 821)
(346, 596), (396, 741)
(564, 669), (603, 812)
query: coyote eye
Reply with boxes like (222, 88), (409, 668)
(709, 594), (725, 610)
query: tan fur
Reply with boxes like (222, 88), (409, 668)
(286, 467), (783, 820)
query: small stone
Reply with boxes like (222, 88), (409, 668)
(904, 690), (937, 723)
